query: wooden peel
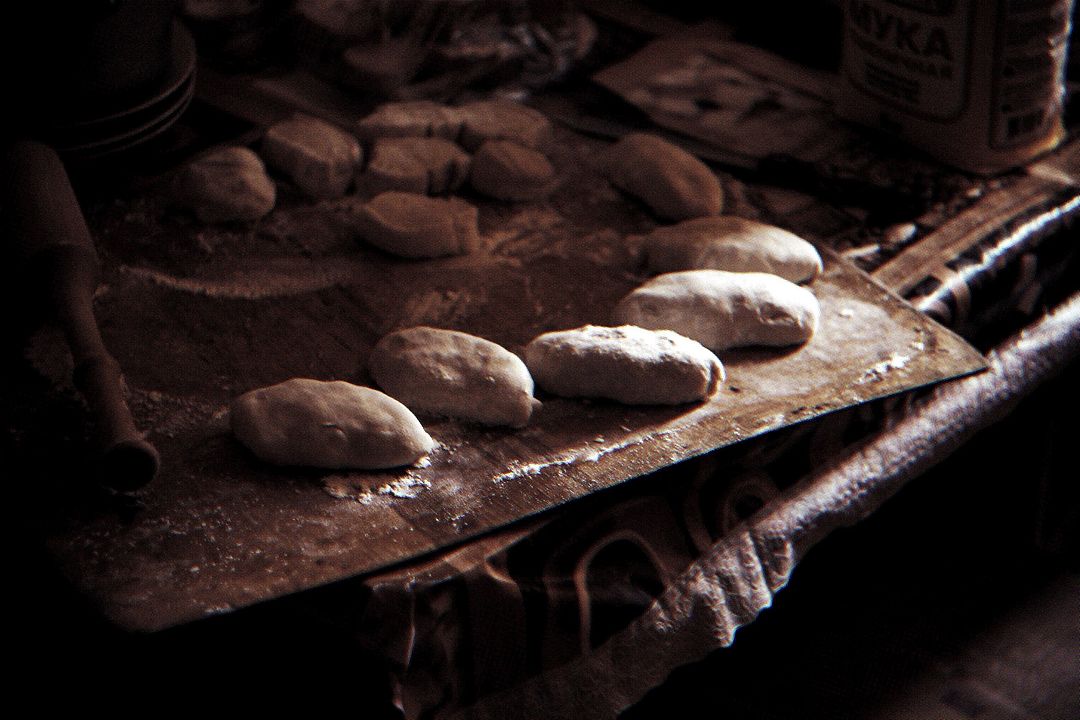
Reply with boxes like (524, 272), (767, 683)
(3, 140), (159, 491)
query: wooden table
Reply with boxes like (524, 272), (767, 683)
(4, 6), (1080, 717)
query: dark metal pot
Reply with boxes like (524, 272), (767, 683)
(2, 0), (180, 137)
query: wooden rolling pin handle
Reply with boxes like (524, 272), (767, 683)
(4, 139), (159, 491)
(71, 352), (161, 492)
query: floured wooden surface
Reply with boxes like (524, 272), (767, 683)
(23, 126), (985, 631)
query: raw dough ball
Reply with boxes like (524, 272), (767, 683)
(613, 270), (820, 351)
(469, 140), (557, 201)
(370, 327), (540, 428)
(456, 99), (553, 151)
(525, 325), (724, 405)
(643, 216), (823, 283)
(360, 136), (471, 196)
(354, 99), (552, 152)
(230, 378), (434, 469)
(173, 146), (276, 223)
(356, 191), (480, 258)
(355, 100), (463, 142)
(601, 132), (723, 221)
(261, 114), (362, 199)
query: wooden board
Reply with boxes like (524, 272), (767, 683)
(18, 125), (986, 632)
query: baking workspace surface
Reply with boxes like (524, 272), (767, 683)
(27, 132), (986, 632)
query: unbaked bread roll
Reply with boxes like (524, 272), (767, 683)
(613, 270), (819, 351)
(370, 327), (540, 428)
(355, 191), (480, 258)
(261, 114), (362, 200)
(469, 140), (556, 201)
(354, 99), (552, 152)
(525, 325), (724, 405)
(601, 133), (723, 221)
(643, 216), (822, 283)
(173, 146), (276, 223)
(230, 378), (434, 469)
(456, 99), (553, 151)
(360, 136), (471, 196)
(355, 100), (463, 142)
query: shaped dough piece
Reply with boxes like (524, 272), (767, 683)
(173, 146), (276, 223)
(230, 378), (434, 469)
(355, 100), (463, 142)
(525, 325), (724, 405)
(643, 216), (823, 283)
(261, 114), (362, 199)
(456, 99), (553, 151)
(601, 133), (723, 221)
(356, 191), (480, 258)
(469, 140), (557, 201)
(370, 327), (540, 428)
(613, 270), (819, 351)
(360, 136), (471, 196)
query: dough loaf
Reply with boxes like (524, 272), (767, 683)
(525, 325), (724, 405)
(370, 327), (540, 428)
(355, 100), (463, 142)
(456, 99), (553, 151)
(469, 140), (556, 201)
(601, 133), (723, 221)
(261, 114), (361, 200)
(354, 99), (552, 153)
(174, 146), (276, 223)
(613, 270), (820, 351)
(643, 216), (822, 283)
(356, 191), (480, 258)
(230, 378), (434, 469)
(360, 136), (471, 196)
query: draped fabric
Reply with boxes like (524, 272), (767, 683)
(342, 196), (1080, 716)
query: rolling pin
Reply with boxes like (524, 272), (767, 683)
(2, 139), (159, 491)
